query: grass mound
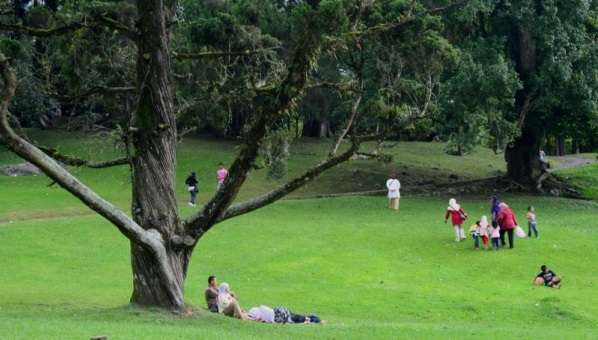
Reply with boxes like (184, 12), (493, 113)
(557, 163), (598, 200)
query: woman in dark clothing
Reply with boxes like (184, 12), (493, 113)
(185, 172), (199, 206)
(490, 194), (502, 242)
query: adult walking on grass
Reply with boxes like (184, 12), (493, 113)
(490, 194), (501, 228)
(216, 163), (229, 191)
(496, 202), (518, 249)
(185, 172), (199, 207)
(445, 198), (468, 242)
(386, 174), (401, 211)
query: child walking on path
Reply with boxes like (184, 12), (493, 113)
(479, 215), (490, 250)
(527, 206), (539, 238)
(490, 223), (501, 250)
(445, 198), (468, 242)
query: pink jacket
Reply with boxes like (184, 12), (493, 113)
(497, 207), (518, 230)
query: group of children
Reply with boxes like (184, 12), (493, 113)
(445, 197), (539, 250)
(184, 163), (229, 207)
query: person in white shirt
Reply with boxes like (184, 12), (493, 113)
(247, 305), (276, 323)
(386, 174), (401, 211)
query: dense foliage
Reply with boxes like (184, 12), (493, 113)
(1, 0), (597, 159)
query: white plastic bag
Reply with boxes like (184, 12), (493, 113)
(515, 225), (527, 238)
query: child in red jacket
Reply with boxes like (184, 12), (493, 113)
(445, 198), (468, 242)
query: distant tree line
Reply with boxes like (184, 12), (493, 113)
(2, 0), (597, 181)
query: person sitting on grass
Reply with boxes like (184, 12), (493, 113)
(534, 265), (561, 288)
(247, 305), (321, 324)
(445, 198), (468, 242)
(217, 282), (248, 320)
(204, 275), (219, 313)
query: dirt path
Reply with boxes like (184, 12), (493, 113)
(548, 155), (597, 172)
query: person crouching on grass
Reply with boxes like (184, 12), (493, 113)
(445, 198), (468, 242)
(386, 174), (401, 211)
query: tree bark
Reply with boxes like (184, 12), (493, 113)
(129, 0), (184, 309)
(556, 137), (565, 156)
(505, 126), (543, 185)
(505, 24), (543, 185)
(130, 243), (188, 309)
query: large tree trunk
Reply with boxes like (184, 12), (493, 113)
(130, 244), (189, 309)
(129, 0), (185, 309)
(505, 126), (543, 185)
(556, 136), (566, 156)
(505, 25), (543, 185)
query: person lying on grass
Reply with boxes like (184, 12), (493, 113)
(246, 305), (321, 324)
(217, 282), (248, 320)
(534, 265), (562, 288)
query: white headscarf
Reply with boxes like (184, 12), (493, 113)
(218, 282), (230, 295)
(217, 282), (232, 312)
(448, 198), (460, 211)
(480, 215), (489, 228)
(499, 202), (509, 209)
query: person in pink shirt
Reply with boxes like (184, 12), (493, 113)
(490, 223), (501, 250)
(216, 163), (228, 191)
(496, 202), (518, 249)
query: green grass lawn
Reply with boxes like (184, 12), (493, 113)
(0, 130), (505, 223)
(1, 196), (597, 339)
(1, 130), (597, 339)
(557, 164), (598, 201)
